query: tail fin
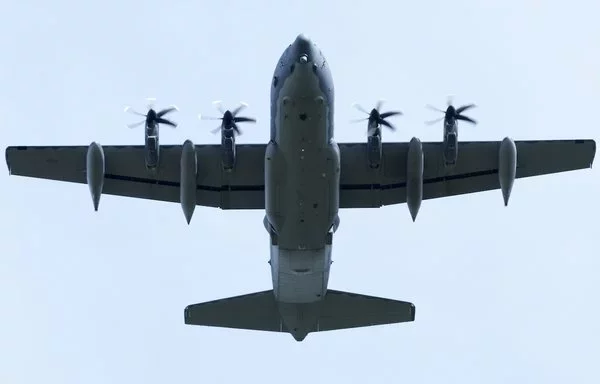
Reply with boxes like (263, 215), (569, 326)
(184, 289), (415, 341)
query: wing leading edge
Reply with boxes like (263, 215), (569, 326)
(4, 139), (595, 210)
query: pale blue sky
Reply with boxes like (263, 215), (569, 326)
(1, 0), (599, 383)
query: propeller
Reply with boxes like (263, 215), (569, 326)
(124, 97), (179, 129)
(425, 97), (477, 126)
(351, 99), (402, 136)
(199, 100), (257, 136)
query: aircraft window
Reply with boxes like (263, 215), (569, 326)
(273, 76), (278, 87)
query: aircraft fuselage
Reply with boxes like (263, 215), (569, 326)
(264, 34), (340, 304)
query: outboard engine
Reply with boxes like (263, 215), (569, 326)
(425, 99), (477, 167)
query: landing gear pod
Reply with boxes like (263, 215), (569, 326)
(406, 137), (424, 222)
(180, 139), (197, 224)
(498, 137), (517, 206)
(86, 142), (105, 211)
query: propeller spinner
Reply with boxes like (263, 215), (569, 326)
(124, 97), (179, 129)
(199, 100), (257, 136)
(425, 97), (477, 126)
(351, 100), (403, 136)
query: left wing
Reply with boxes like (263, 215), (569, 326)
(339, 139), (596, 208)
(5, 144), (266, 209)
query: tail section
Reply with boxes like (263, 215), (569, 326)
(184, 289), (415, 341)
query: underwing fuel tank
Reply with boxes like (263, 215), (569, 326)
(180, 139), (198, 224)
(86, 142), (105, 211)
(406, 137), (424, 222)
(498, 137), (517, 206)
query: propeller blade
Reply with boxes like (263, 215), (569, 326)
(124, 106), (147, 117)
(232, 102), (248, 117)
(127, 120), (145, 129)
(157, 106), (178, 117)
(157, 117), (177, 128)
(232, 123), (242, 136)
(352, 103), (370, 115)
(447, 96), (453, 106)
(425, 117), (444, 125)
(426, 104), (445, 114)
(379, 119), (396, 131)
(375, 99), (385, 112)
(210, 126), (222, 134)
(146, 97), (156, 109)
(199, 114), (222, 121)
(212, 100), (225, 114)
(379, 111), (402, 119)
(350, 117), (368, 123)
(456, 104), (476, 114)
(456, 115), (477, 125)
(233, 116), (256, 124)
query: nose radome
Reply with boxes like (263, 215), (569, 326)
(294, 33), (310, 45)
(292, 33), (313, 61)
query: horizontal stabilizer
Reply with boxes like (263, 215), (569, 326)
(184, 289), (415, 341)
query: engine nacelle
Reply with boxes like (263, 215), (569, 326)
(367, 134), (382, 168)
(86, 142), (105, 211)
(221, 134), (236, 171)
(145, 134), (159, 169)
(443, 131), (458, 166)
(498, 136), (517, 206)
(406, 137), (424, 222)
(180, 139), (198, 224)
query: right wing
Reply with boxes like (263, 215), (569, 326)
(5, 144), (266, 209)
(339, 139), (596, 208)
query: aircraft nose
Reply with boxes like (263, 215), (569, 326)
(291, 33), (313, 63)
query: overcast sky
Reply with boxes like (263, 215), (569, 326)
(1, 1), (599, 383)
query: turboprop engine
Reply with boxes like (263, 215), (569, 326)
(498, 137), (517, 206)
(86, 142), (105, 211)
(180, 139), (198, 224)
(406, 137), (424, 221)
(199, 101), (256, 171)
(425, 99), (477, 167)
(350, 100), (403, 169)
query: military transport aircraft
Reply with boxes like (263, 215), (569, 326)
(4, 33), (597, 342)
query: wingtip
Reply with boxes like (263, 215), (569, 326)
(5, 147), (11, 175)
(409, 302), (417, 321)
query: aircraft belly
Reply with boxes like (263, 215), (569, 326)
(266, 138), (339, 250)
